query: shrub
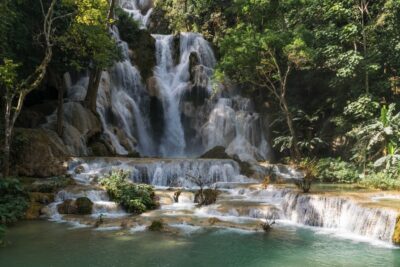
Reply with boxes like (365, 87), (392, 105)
(100, 170), (157, 214)
(0, 178), (29, 244)
(296, 159), (318, 193)
(359, 172), (400, 190)
(0, 178), (29, 225)
(315, 158), (359, 183)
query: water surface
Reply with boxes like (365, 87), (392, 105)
(1, 221), (400, 267)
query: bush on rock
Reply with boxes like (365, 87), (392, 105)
(100, 170), (158, 214)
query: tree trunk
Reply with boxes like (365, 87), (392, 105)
(281, 96), (301, 160)
(2, 99), (12, 177)
(85, 68), (102, 113)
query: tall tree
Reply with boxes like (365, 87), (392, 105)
(218, 0), (311, 160)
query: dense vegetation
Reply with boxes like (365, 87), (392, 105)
(100, 170), (158, 214)
(0, 178), (28, 245)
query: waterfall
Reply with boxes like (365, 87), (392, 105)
(68, 157), (248, 188)
(280, 191), (398, 243)
(152, 33), (216, 157)
(96, 27), (156, 156)
(120, 0), (153, 28)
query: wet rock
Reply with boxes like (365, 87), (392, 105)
(75, 197), (93, 215)
(29, 192), (54, 205)
(25, 202), (45, 220)
(57, 199), (78, 214)
(208, 217), (221, 225)
(74, 165), (85, 174)
(88, 141), (112, 157)
(200, 146), (229, 159)
(57, 197), (93, 216)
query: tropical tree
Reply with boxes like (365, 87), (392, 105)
(218, 0), (312, 160)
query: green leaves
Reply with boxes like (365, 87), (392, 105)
(0, 59), (20, 92)
(100, 170), (157, 214)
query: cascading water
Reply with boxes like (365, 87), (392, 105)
(96, 27), (156, 156)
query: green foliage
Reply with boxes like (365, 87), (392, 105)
(0, 178), (28, 225)
(315, 158), (359, 183)
(53, 0), (121, 72)
(0, 224), (5, 245)
(0, 59), (19, 91)
(347, 103), (400, 165)
(115, 8), (141, 45)
(100, 170), (157, 214)
(360, 171), (400, 191)
(0, 178), (29, 244)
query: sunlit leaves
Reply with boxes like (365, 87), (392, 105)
(0, 59), (20, 92)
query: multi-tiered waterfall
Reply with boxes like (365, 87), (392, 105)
(42, 0), (399, 248)
(53, 0), (271, 162)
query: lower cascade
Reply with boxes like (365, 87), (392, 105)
(44, 157), (399, 246)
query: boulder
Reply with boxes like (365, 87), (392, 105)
(57, 199), (77, 214)
(12, 128), (69, 177)
(25, 202), (45, 220)
(200, 146), (229, 159)
(57, 197), (93, 215)
(75, 197), (93, 215)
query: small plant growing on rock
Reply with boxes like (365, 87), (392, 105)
(187, 174), (219, 206)
(295, 159), (317, 193)
(100, 170), (158, 214)
(148, 220), (164, 231)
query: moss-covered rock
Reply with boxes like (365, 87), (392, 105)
(392, 215), (400, 245)
(29, 192), (54, 204)
(200, 146), (230, 159)
(148, 220), (164, 231)
(75, 197), (93, 215)
(25, 202), (44, 220)
(12, 128), (69, 177)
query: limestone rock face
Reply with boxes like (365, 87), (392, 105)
(12, 128), (69, 177)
